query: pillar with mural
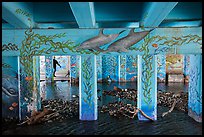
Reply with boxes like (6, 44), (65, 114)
(79, 55), (97, 120)
(137, 55), (157, 121)
(188, 54), (202, 122)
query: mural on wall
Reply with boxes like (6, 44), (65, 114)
(45, 56), (53, 82)
(96, 55), (102, 82)
(76, 29), (125, 53)
(188, 54), (202, 122)
(126, 55), (137, 82)
(157, 55), (166, 82)
(119, 55), (126, 82)
(70, 55), (80, 82)
(166, 54), (184, 74)
(102, 55), (119, 82)
(2, 57), (19, 119)
(2, 43), (19, 51)
(103, 28), (153, 53)
(40, 56), (45, 75)
(2, 8), (202, 121)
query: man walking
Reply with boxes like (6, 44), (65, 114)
(53, 56), (61, 77)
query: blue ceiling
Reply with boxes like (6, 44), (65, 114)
(2, 2), (202, 29)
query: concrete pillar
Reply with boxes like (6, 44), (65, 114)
(188, 54), (202, 122)
(33, 56), (41, 110)
(19, 56), (41, 120)
(126, 55), (137, 82)
(119, 55), (126, 82)
(183, 55), (190, 84)
(157, 55), (166, 83)
(79, 55), (97, 120)
(137, 55), (157, 121)
(70, 55), (79, 84)
(96, 55), (102, 82)
(45, 56), (53, 83)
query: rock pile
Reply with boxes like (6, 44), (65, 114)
(101, 86), (188, 113)
(18, 99), (79, 125)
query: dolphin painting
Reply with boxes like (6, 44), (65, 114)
(75, 29), (125, 52)
(103, 28), (154, 53)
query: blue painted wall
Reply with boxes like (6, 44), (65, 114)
(102, 55), (119, 82)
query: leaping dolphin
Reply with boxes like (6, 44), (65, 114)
(75, 29), (125, 52)
(103, 28), (154, 53)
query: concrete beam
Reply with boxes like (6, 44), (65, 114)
(140, 2), (178, 27)
(2, 2), (35, 28)
(69, 2), (96, 28)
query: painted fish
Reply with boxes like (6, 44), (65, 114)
(12, 102), (18, 107)
(75, 29), (125, 52)
(152, 43), (158, 48)
(103, 28), (154, 53)
(25, 76), (32, 81)
(71, 63), (77, 67)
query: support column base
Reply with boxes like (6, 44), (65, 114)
(188, 108), (202, 123)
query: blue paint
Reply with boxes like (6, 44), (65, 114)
(79, 55), (97, 120)
(137, 55), (157, 121)
(2, 56), (19, 119)
(188, 54), (202, 122)
(157, 55), (166, 82)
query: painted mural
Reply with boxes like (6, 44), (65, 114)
(2, 56), (19, 119)
(96, 55), (102, 82)
(126, 55), (137, 82)
(102, 55), (119, 82)
(119, 55), (126, 82)
(70, 55), (80, 83)
(80, 55), (97, 120)
(188, 54), (202, 122)
(157, 55), (166, 82)
(45, 56), (53, 82)
(1, 8), (202, 121)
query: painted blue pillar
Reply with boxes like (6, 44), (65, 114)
(188, 54), (202, 122)
(45, 56), (53, 83)
(33, 56), (41, 110)
(96, 55), (102, 82)
(19, 56), (41, 120)
(126, 55), (137, 82)
(137, 55), (157, 121)
(70, 55), (80, 83)
(119, 55), (127, 82)
(79, 55), (97, 120)
(157, 55), (166, 82)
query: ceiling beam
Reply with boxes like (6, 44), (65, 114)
(69, 2), (96, 28)
(140, 2), (178, 27)
(2, 2), (35, 28)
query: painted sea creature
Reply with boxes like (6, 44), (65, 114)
(25, 76), (33, 81)
(2, 77), (18, 97)
(71, 63), (77, 67)
(103, 28), (154, 53)
(152, 43), (158, 48)
(75, 29), (125, 52)
(12, 102), (18, 107)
